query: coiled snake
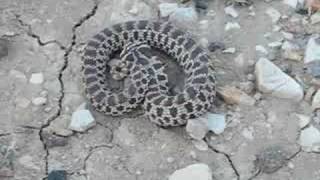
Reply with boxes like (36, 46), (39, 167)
(82, 20), (216, 127)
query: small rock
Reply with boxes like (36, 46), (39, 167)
(0, 38), (8, 59)
(208, 42), (225, 52)
(167, 157), (175, 163)
(48, 170), (67, 180)
(295, 114), (310, 128)
(218, 86), (256, 106)
(159, 3), (178, 17)
(192, 140), (208, 151)
(283, 0), (304, 9)
(186, 118), (208, 140)
(256, 45), (268, 54)
(68, 110), (96, 132)
(222, 47), (236, 54)
(265, 7), (281, 23)
(15, 97), (30, 108)
(255, 58), (304, 101)
(224, 6), (239, 18)
(169, 163), (212, 180)
(305, 61), (320, 77)
(225, 22), (241, 31)
(298, 125), (320, 152)
(29, 73), (44, 84)
(268, 41), (282, 48)
(311, 12), (320, 24)
(283, 50), (303, 61)
(304, 35), (320, 64)
(32, 97), (47, 106)
(207, 113), (226, 134)
(281, 31), (294, 40)
(239, 81), (255, 94)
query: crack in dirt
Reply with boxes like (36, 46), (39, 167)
(12, 1), (100, 179)
(205, 139), (240, 180)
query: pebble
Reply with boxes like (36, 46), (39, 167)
(158, 3), (178, 17)
(283, 0), (303, 8)
(15, 97), (30, 108)
(225, 22), (241, 31)
(207, 113), (226, 134)
(32, 97), (47, 106)
(295, 113), (310, 128)
(48, 170), (67, 180)
(208, 42), (225, 52)
(255, 58), (304, 101)
(192, 140), (208, 151)
(268, 41), (282, 48)
(0, 38), (8, 59)
(29, 73), (44, 84)
(167, 157), (175, 163)
(311, 12), (320, 24)
(224, 6), (239, 18)
(68, 109), (96, 132)
(304, 35), (320, 64)
(265, 7), (281, 23)
(186, 118), (208, 140)
(222, 47), (236, 54)
(169, 7), (198, 25)
(298, 125), (320, 152)
(283, 50), (303, 61)
(255, 45), (268, 54)
(218, 86), (256, 106)
(169, 163), (212, 180)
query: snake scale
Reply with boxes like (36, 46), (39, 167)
(82, 20), (216, 127)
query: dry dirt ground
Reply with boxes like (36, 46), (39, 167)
(1, 0), (320, 179)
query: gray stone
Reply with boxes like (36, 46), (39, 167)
(224, 5), (238, 18)
(186, 118), (208, 140)
(304, 35), (320, 64)
(207, 113), (226, 134)
(294, 114), (310, 128)
(255, 58), (303, 101)
(68, 109), (96, 132)
(192, 140), (208, 151)
(48, 170), (67, 180)
(169, 163), (212, 180)
(32, 97), (47, 106)
(256, 45), (268, 54)
(254, 146), (289, 174)
(225, 22), (241, 31)
(42, 131), (68, 148)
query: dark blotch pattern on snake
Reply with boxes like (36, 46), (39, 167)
(82, 20), (216, 127)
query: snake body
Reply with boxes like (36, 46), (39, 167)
(82, 20), (216, 126)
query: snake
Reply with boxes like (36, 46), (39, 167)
(82, 20), (216, 127)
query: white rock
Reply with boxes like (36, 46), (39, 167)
(283, 0), (305, 8)
(15, 97), (30, 108)
(255, 45), (268, 54)
(159, 3), (178, 17)
(29, 73), (44, 84)
(295, 114), (310, 128)
(169, 163), (212, 180)
(281, 31), (294, 40)
(299, 125), (320, 152)
(186, 118), (208, 140)
(169, 7), (198, 25)
(224, 6), (238, 18)
(304, 35), (320, 64)
(69, 110), (96, 132)
(255, 58), (303, 101)
(32, 97), (47, 106)
(265, 7), (281, 23)
(207, 113), (226, 134)
(222, 47), (236, 54)
(225, 22), (241, 31)
(311, 12), (320, 25)
(192, 140), (208, 151)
